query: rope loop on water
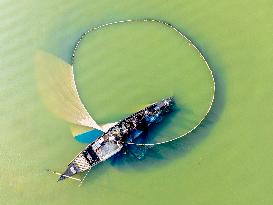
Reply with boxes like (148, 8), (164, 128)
(71, 18), (216, 146)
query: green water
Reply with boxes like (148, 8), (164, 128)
(0, 1), (272, 205)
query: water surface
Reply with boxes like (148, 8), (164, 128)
(0, 1), (272, 205)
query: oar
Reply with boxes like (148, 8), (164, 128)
(46, 169), (82, 182)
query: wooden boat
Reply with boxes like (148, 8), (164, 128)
(57, 97), (175, 182)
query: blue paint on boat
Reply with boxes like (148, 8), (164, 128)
(74, 129), (104, 144)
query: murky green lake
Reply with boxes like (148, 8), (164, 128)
(0, 1), (272, 205)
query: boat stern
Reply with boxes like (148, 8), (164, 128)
(58, 152), (92, 181)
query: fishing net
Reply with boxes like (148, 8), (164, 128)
(35, 51), (101, 131)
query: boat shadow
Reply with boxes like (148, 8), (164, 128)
(109, 52), (226, 172)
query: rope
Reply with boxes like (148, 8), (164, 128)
(71, 18), (216, 147)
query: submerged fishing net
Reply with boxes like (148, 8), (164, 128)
(35, 51), (101, 131)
